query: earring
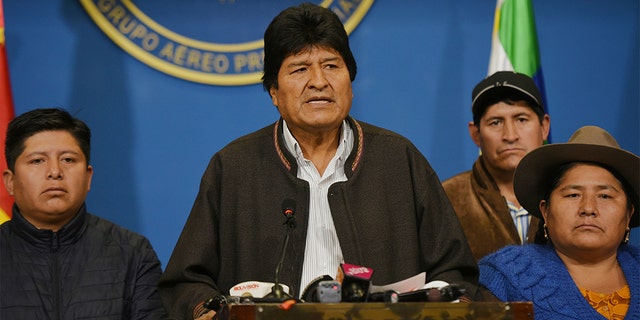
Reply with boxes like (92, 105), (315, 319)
(543, 224), (549, 240)
(623, 227), (630, 244)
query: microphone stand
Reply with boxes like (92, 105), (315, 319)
(265, 212), (296, 301)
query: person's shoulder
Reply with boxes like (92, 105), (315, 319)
(0, 221), (13, 245)
(86, 214), (153, 249)
(479, 245), (556, 288)
(620, 244), (640, 261)
(356, 119), (423, 156)
(357, 120), (407, 141)
(480, 245), (521, 262)
(230, 123), (275, 144)
(213, 122), (275, 156)
(480, 244), (548, 266)
(204, 123), (276, 165)
(0, 220), (11, 232)
(442, 170), (473, 188)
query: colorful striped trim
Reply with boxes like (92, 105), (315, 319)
(273, 117), (364, 174)
(193, 300), (210, 319)
(273, 120), (291, 171)
(350, 119), (364, 172)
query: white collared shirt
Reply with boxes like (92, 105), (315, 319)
(281, 120), (353, 295)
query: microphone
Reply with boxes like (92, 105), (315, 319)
(395, 284), (466, 302)
(282, 198), (296, 229)
(264, 199), (297, 301)
(336, 263), (374, 302)
(203, 294), (252, 313)
(300, 275), (341, 303)
(367, 290), (399, 303)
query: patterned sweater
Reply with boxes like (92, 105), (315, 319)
(479, 244), (640, 320)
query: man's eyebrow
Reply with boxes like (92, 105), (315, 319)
(285, 55), (341, 68)
(559, 184), (620, 192)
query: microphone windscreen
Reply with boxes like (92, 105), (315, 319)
(281, 199), (297, 228)
(337, 263), (374, 302)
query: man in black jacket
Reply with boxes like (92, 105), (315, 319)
(159, 3), (479, 320)
(0, 108), (166, 319)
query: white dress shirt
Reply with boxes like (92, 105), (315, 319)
(281, 120), (353, 295)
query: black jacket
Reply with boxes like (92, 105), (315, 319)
(159, 117), (479, 319)
(0, 204), (166, 319)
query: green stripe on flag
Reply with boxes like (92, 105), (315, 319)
(498, 0), (540, 77)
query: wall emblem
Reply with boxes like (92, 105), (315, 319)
(80, 0), (374, 86)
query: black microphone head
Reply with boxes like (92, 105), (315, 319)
(281, 198), (296, 228)
(282, 198), (296, 216)
(439, 284), (466, 301)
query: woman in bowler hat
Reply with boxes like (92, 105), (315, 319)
(479, 125), (639, 319)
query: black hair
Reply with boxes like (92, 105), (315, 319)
(5, 108), (91, 171)
(261, 2), (357, 92)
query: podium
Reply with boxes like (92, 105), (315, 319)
(220, 302), (534, 320)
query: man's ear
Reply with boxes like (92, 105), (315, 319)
(269, 87), (278, 107)
(85, 165), (93, 192)
(468, 121), (481, 147)
(2, 169), (14, 196)
(540, 114), (551, 142)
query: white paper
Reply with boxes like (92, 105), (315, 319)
(369, 272), (426, 293)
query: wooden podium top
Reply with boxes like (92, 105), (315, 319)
(220, 301), (534, 320)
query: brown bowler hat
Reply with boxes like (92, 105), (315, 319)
(514, 125), (639, 227)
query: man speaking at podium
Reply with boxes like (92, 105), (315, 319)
(159, 3), (479, 319)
